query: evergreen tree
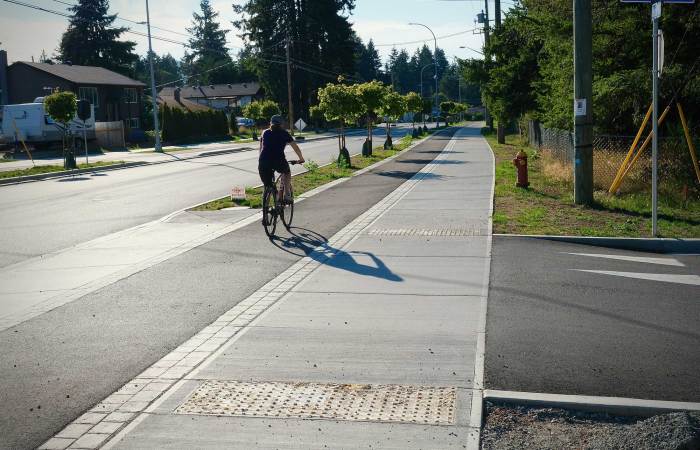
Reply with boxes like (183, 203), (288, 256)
(355, 38), (382, 81)
(234, 0), (357, 120)
(58, 0), (136, 75)
(183, 0), (233, 84)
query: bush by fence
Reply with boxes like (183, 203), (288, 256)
(160, 105), (230, 143)
(527, 120), (699, 194)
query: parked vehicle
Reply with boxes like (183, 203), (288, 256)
(0, 98), (95, 145)
(236, 117), (254, 127)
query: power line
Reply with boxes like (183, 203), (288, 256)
(374, 28), (480, 47)
(48, 0), (192, 38)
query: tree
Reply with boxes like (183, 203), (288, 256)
(182, 0), (233, 84)
(355, 37), (382, 81)
(309, 105), (326, 131)
(44, 91), (78, 168)
(440, 101), (456, 126)
(243, 100), (280, 127)
(58, 0), (136, 76)
(405, 91), (423, 132)
(379, 91), (407, 149)
(234, 0), (357, 123)
(355, 80), (389, 156)
(317, 82), (363, 166)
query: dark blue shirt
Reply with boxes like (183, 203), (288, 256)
(260, 127), (293, 162)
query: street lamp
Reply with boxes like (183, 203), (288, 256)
(141, 0), (162, 152)
(409, 22), (439, 129)
(459, 45), (484, 56)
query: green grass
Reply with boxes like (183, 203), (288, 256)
(485, 130), (700, 238)
(0, 160), (126, 180)
(193, 131), (430, 212)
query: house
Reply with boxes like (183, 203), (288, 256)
(1, 52), (145, 129)
(158, 82), (263, 112)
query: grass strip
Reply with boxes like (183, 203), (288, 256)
(486, 130), (700, 238)
(0, 161), (127, 180)
(192, 131), (429, 212)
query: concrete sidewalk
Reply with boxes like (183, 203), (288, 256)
(40, 126), (494, 450)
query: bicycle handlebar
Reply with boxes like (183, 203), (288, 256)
(288, 160), (301, 165)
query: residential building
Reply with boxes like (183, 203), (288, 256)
(2, 55), (145, 129)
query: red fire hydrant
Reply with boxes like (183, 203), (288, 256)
(512, 150), (530, 188)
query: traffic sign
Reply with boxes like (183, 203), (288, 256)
(294, 118), (306, 131)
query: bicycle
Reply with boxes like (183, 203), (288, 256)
(262, 160), (300, 237)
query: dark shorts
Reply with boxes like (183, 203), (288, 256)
(258, 158), (290, 188)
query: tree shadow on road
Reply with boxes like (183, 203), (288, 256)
(271, 227), (403, 282)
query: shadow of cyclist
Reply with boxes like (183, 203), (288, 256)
(270, 227), (403, 282)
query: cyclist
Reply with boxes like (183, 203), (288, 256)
(258, 115), (305, 204)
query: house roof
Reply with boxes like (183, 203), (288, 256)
(156, 93), (211, 112)
(160, 82), (261, 99)
(13, 62), (145, 87)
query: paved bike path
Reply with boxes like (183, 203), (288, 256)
(1, 130), (458, 449)
(40, 125), (494, 450)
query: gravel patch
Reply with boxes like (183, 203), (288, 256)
(481, 402), (700, 450)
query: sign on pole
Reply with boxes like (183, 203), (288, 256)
(294, 118), (306, 132)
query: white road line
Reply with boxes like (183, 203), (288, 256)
(572, 270), (700, 286)
(566, 252), (685, 267)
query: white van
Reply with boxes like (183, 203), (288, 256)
(0, 98), (95, 145)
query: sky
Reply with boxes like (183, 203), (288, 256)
(0, 0), (515, 65)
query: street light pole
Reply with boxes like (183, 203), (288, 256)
(410, 23), (439, 129)
(651, 0), (661, 236)
(145, 0), (162, 152)
(420, 63), (434, 127)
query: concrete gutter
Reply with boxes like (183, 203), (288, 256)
(495, 233), (700, 254)
(484, 389), (700, 418)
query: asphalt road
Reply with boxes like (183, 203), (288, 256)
(0, 125), (411, 269)
(0, 128), (459, 450)
(485, 236), (700, 403)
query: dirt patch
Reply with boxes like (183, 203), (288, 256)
(482, 403), (700, 450)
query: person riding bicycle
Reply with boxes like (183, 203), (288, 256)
(258, 115), (305, 204)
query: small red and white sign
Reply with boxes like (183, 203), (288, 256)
(231, 186), (247, 200)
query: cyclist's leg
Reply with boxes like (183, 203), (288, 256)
(273, 159), (292, 203)
(258, 161), (276, 190)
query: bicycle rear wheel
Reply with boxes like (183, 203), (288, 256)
(281, 187), (294, 230)
(262, 187), (277, 237)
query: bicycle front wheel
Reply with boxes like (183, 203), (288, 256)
(262, 187), (277, 237)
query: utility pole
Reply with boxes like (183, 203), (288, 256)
(495, 0), (502, 28)
(573, 0), (593, 205)
(145, 0), (162, 152)
(286, 32), (294, 136)
(483, 0), (490, 46)
(651, 0), (661, 236)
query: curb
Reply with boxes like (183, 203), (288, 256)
(0, 161), (148, 186)
(483, 389), (700, 418)
(494, 234), (700, 254)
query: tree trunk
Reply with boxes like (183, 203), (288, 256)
(497, 122), (506, 144)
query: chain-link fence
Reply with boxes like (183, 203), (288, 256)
(528, 120), (699, 194)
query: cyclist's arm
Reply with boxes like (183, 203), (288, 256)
(289, 140), (304, 163)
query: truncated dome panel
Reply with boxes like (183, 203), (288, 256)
(175, 380), (456, 425)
